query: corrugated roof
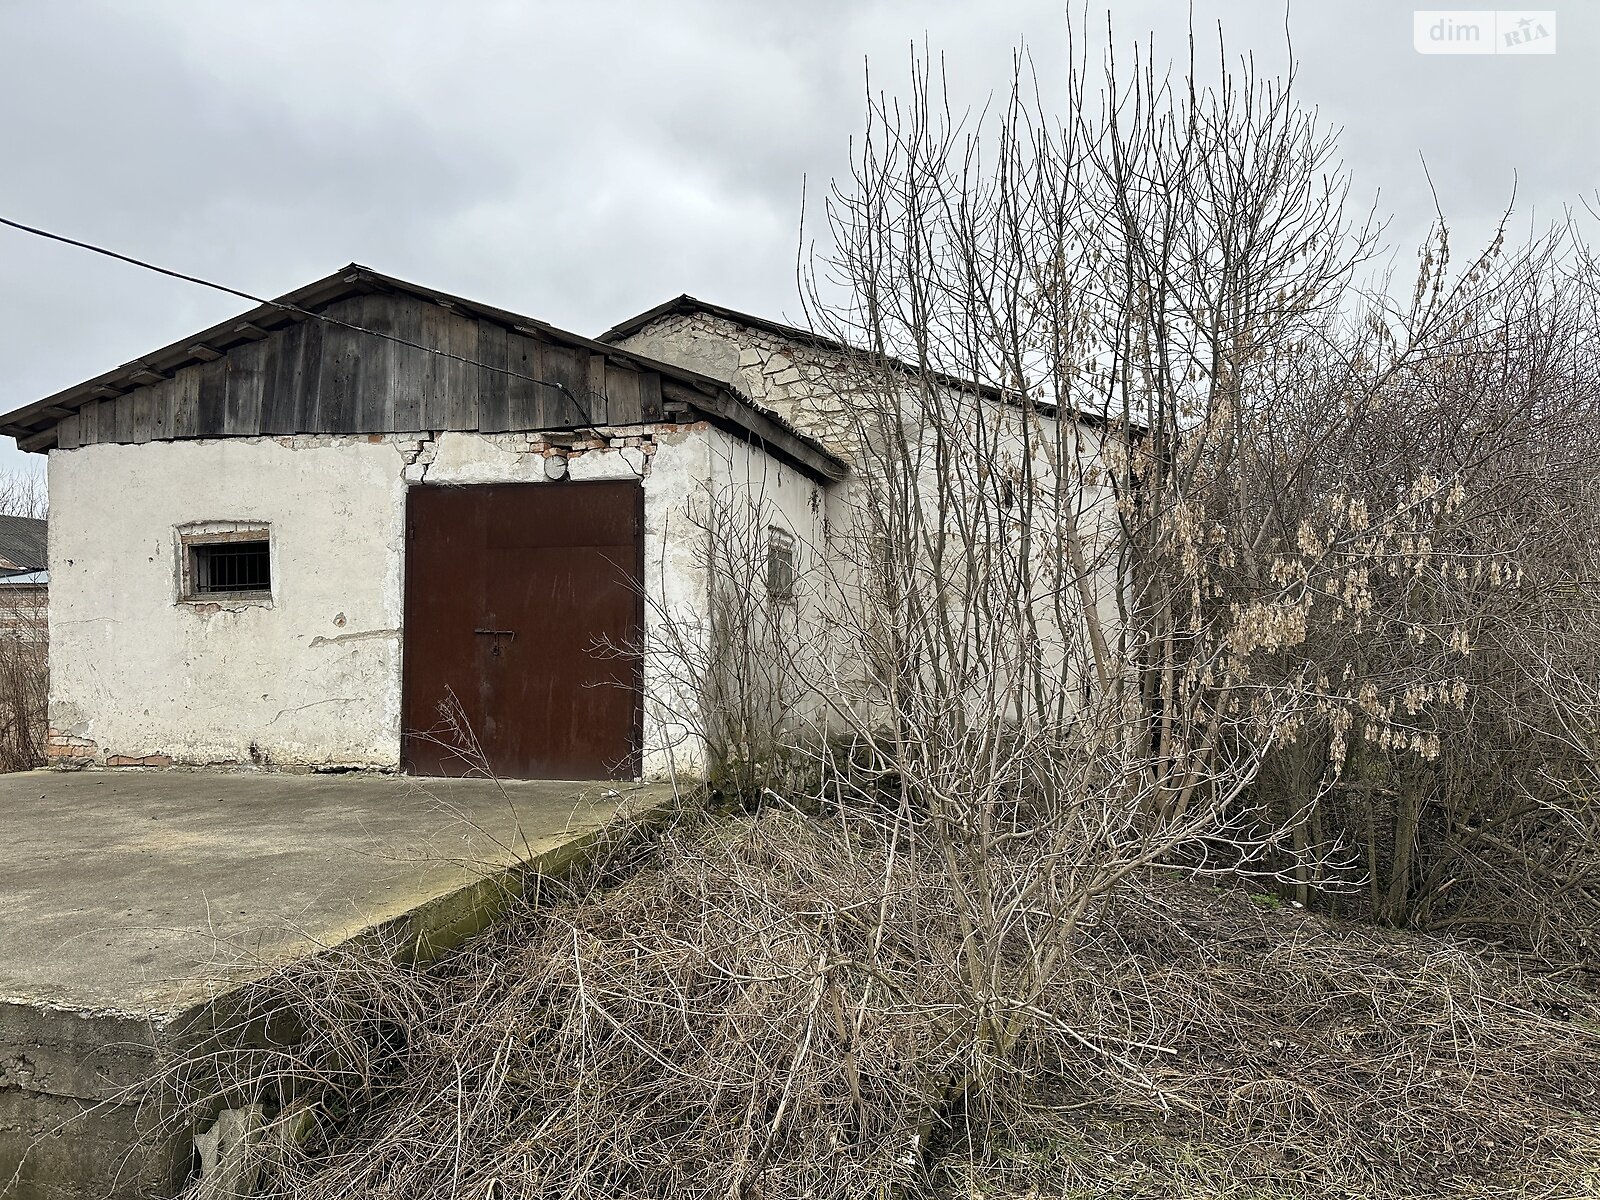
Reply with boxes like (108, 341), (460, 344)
(0, 515), (46, 573)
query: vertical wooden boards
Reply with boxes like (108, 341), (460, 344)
(296, 318), (326, 433)
(315, 297), (365, 434)
(476, 321), (508, 431)
(130, 388), (155, 443)
(150, 376), (173, 441)
(390, 296), (430, 433)
(41, 291), (713, 449)
(540, 343), (588, 427)
(604, 362), (643, 426)
(638, 370), (664, 422)
(497, 331), (543, 432)
(171, 364), (200, 439)
(75, 399), (98, 445)
(91, 398), (116, 443)
(443, 313), (480, 430)
(253, 325), (286, 436)
(138, 377), (171, 444)
(587, 354), (610, 425)
(415, 303), (452, 431)
(352, 294), (396, 433)
(196, 358), (228, 436)
(56, 412), (81, 450)
(417, 306), (479, 430)
(112, 391), (136, 444)
(224, 340), (266, 436)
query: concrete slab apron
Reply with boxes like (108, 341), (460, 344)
(0, 770), (675, 1199)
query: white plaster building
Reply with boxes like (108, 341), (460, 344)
(2, 270), (1121, 784)
(0, 268), (845, 782)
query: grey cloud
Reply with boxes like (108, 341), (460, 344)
(4, 0), (1594, 475)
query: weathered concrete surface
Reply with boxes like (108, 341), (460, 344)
(0, 769), (675, 1199)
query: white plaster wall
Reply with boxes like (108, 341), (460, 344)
(48, 436), (409, 767)
(706, 426), (836, 735)
(46, 427), (727, 780)
(618, 312), (1130, 725)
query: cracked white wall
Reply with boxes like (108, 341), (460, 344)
(45, 426), (741, 779)
(49, 435), (409, 768)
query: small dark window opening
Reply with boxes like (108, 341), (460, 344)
(191, 541), (271, 595)
(766, 527), (795, 603)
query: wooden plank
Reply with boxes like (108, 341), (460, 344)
(389, 297), (429, 433)
(75, 401), (97, 446)
(293, 318), (325, 433)
(603, 363), (643, 428)
(314, 301), (365, 433)
(255, 330), (285, 435)
(56, 412), (81, 451)
(441, 310), (479, 430)
(586, 354), (610, 425)
(639, 370), (664, 422)
(112, 392), (135, 444)
(78, 400), (101, 445)
(352, 294), (395, 432)
(196, 358), (229, 436)
(131, 388), (156, 443)
(476, 319), (508, 432)
(93, 398), (114, 444)
(224, 340), (266, 435)
(495, 331), (542, 432)
(18, 428), (56, 454)
(417, 305), (457, 430)
(171, 369), (200, 439)
(260, 322), (307, 435)
(540, 343), (587, 427)
(150, 377), (175, 441)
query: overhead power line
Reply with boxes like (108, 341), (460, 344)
(0, 214), (583, 407)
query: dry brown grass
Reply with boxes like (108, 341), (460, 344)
(941, 877), (1600, 1199)
(165, 807), (1600, 1200)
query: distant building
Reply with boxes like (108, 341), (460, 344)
(0, 514), (47, 643)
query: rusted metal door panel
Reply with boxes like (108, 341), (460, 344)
(401, 481), (644, 780)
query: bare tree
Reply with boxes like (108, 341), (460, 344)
(0, 465), (46, 771)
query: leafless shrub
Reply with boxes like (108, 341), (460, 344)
(0, 467), (46, 522)
(0, 602), (46, 771)
(0, 466), (46, 771)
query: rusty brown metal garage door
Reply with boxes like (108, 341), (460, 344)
(401, 481), (644, 780)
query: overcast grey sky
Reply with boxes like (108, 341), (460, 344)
(2, 1), (1594, 475)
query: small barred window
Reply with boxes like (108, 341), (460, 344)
(177, 524), (273, 603)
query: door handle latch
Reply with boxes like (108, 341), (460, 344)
(475, 628), (516, 657)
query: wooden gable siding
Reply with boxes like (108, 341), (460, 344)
(53, 295), (666, 450)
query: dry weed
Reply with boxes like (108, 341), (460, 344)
(163, 809), (1600, 1200)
